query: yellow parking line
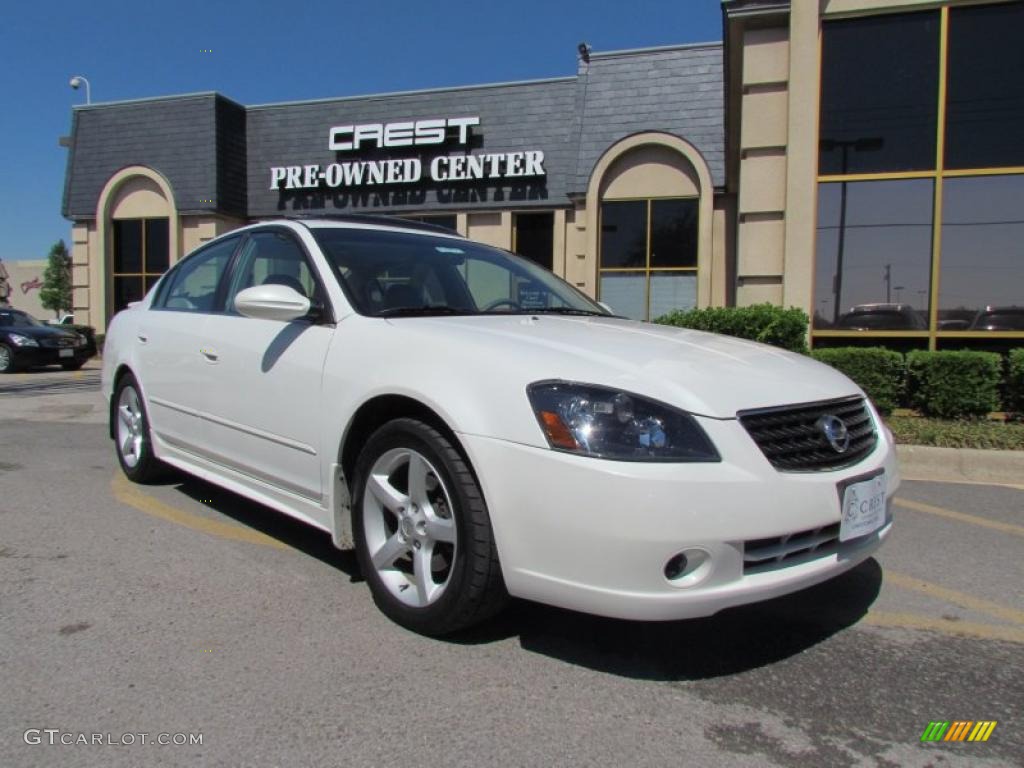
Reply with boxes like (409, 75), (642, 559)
(72, 370), (83, 380)
(885, 570), (1024, 626)
(864, 611), (1024, 644)
(894, 497), (1024, 538)
(110, 473), (287, 550)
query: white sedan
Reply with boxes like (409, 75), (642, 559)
(102, 216), (897, 635)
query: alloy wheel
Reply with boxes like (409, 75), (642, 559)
(117, 385), (145, 469)
(362, 447), (457, 607)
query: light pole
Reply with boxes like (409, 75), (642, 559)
(819, 136), (883, 324)
(69, 75), (91, 104)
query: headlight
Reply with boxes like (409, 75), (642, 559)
(75, 334), (87, 347)
(8, 333), (39, 347)
(527, 381), (719, 462)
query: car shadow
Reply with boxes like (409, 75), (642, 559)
(459, 559), (883, 681)
(155, 470), (881, 680)
(166, 471), (362, 582)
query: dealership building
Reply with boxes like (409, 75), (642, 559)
(62, 0), (1024, 350)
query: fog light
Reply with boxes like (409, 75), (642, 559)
(663, 548), (713, 587)
(664, 553), (688, 580)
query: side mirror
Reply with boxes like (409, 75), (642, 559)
(234, 284), (311, 322)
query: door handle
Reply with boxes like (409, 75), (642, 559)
(137, 334), (148, 344)
(200, 348), (219, 363)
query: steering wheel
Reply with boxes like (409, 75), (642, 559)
(481, 298), (522, 312)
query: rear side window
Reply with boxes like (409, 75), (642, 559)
(154, 237), (239, 313)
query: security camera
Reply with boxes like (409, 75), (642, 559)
(577, 42), (591, 63)
(70, 76), (82, 89)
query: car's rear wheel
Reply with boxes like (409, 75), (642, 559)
(0, 343), (16, 373)
(352, 418), (507, 636)
(112, 373), (163, 483)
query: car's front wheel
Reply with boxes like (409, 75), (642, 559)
(112, 373), (164, 483)
(0, 343), (17, 373)
(352, 418), (507, 636)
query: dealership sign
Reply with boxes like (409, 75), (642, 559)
(269, 116), (546, 190)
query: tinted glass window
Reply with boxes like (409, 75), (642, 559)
(514, 212), (555, 270)
(225, 231), (319, 313)
(156, 237), (238, 313)
(113, 220), (143, 273)
(946, 2), (1024, 170)
(114, 276), (145, 310)
(939, 175), (1024, 327)
(650, 199), (698, 269)
(600, 201), (646, 269)
(819, 12), (940, 174)
(145, 218), (170, 273)
(814, 179), (933, 330)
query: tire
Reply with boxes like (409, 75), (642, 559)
(352, 418), (507, 636)
(61, 360), (86, 371)
(111, 373), (164, 483)
(0, 343), (17, 373)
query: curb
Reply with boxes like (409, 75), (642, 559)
(896, 444), (1024, 487)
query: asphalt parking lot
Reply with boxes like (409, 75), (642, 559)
(1, 363), (1021, 767)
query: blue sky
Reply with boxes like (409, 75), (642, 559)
(0, 0), (722, 263)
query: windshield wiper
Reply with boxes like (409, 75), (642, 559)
(376, 305), (466, 318)
(519, 308), (610, 317)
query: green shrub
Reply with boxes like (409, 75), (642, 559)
(654, 304), (809, 354)
(906, 350), (1001, 418)
(811, 347), (904, 414)
(1008, 348), (1024, 414)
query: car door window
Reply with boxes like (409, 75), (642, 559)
(225, 231), (322, 313)
(155, 237), (239, 312)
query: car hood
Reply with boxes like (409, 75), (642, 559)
(2, 324), (80, 341)
(390, 315), (861, 419)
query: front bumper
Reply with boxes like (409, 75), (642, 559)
(460, 413), (898, 621)
(11, 345), (93, 369)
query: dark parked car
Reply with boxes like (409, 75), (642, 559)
(970, 306), (1024, 331)
(836, 303), (928, 331)
(0, 308), (95, 373)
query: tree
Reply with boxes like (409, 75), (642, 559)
(39, 240), (72, 318)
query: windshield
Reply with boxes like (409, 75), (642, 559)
(311, 227), (610, 318)
(0, 309), (45, 328)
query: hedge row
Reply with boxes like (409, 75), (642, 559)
(810, 348), (904, 414)
(812, 347), (1022, 418)
(1009, 349), (1024, 413)
(654, 304), (809, 354)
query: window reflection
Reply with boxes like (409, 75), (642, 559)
(939, 175), (1024, 330)
(814, 179), (933, 330)
(819, 12), (939, 175)
(946, 2), (1024, 170)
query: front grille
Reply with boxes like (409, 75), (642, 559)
(738, 396), (876, 472)
(744, 523), (841, 573)
(40, 337), (76, 348)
